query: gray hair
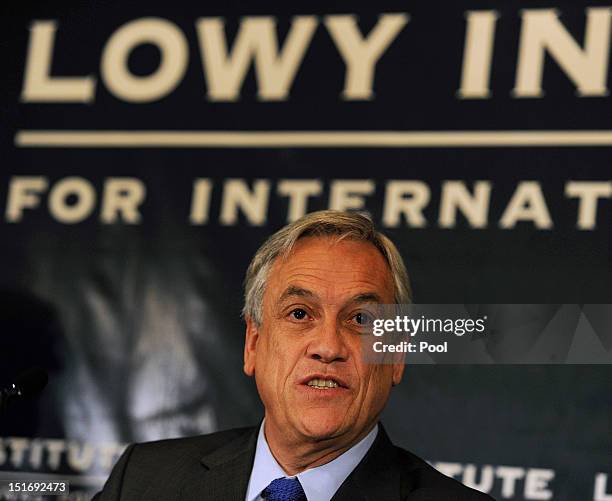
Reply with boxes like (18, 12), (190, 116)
(242, 210), (411, 325)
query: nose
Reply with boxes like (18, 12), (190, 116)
(306, 318), (349, 363)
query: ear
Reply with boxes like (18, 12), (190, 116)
(391, 357), (405, 386)
(243, 317), (260, 377)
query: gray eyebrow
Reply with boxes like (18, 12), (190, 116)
(350, 293), (383, 304)
(278, 286), (319, 303)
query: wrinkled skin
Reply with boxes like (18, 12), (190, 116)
(244, 237), (404, 473)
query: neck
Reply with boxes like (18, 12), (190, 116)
(263, 420), (376, 476)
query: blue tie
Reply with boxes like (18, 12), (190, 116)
(262, 477), (307, 501)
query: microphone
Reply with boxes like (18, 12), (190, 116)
(0, 367), (48, 412)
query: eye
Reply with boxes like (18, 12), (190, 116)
(352, 311), (374, 326)
(290, 308), (308, 320)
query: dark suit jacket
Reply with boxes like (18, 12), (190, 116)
(93, 424), (495, 500)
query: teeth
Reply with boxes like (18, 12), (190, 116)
(307, 378), (339, 389)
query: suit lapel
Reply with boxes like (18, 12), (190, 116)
(179, 427), (258, 501)
(332, 425), (413, 501)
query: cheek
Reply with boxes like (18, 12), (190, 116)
(263, 335), (288, 376)
(360, 366), (392, 406)
(257, 330), (294, 390)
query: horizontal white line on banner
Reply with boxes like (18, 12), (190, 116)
(15, 130), (612, 148)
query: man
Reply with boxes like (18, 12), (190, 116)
(94, 210), (493, 500)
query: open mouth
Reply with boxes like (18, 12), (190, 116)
(302, 375), (348, 390)
(307, 378), (340, 389)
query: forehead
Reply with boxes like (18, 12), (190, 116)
(266, 236), (395, 304)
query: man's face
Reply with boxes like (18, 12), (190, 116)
(244, 237), (404, 448)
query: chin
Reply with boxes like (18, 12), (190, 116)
(296, 412), (348, 441)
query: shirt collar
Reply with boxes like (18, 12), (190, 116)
(246, 420), (378, 501)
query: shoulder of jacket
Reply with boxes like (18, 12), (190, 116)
(392, 445), (495, 500)
(129, 426), (255, 460)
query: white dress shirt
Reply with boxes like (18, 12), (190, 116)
(245, 421), (378, 501)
